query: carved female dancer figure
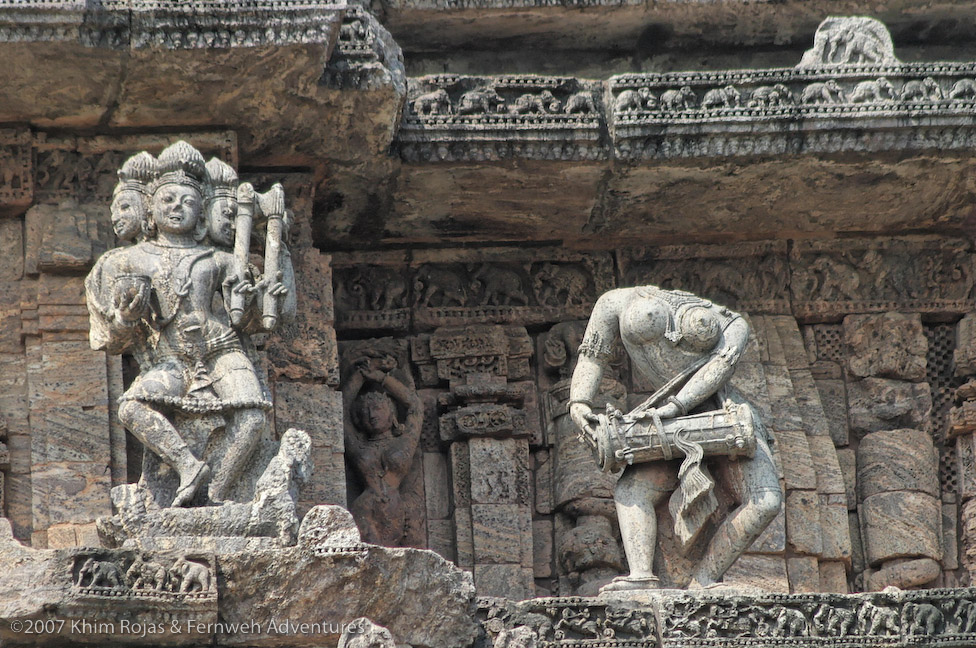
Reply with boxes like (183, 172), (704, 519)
(341, 354), (423, 545)
(570, 286), (782, 591)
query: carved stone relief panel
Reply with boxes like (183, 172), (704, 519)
(401, 75), (606, 163)
(618, 241), (789, 315)
(0, 128), (32, 216)
(332, 248), (615, 333)
(790, 236), (973, 321)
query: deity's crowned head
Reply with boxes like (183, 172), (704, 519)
(204, 157), (239, 248)
(111, 151), (155, 243)
(148, 141), (208, 238)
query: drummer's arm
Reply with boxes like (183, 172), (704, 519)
(657, 314), (749, 419)
(569, 289), (625, 435)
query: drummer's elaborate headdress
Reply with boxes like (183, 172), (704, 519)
(113, 151), (156, 197)
(151, 141), (206, 195)
(204, 157), (238, 204)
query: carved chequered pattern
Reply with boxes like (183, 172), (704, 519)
(925, 324), (957, 494)
(812, 324), (845, 363)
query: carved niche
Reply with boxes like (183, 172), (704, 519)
(339, 338), (425, 548)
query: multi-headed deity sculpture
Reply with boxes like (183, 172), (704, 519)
(570, 286), (782, 591)
(86, 141), (299, 516)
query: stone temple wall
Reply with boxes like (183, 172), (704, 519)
(2, 0), (976, 626)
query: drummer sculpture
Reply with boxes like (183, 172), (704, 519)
(569, 286), (782, 591)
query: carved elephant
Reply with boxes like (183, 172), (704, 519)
(173, 558), (212, 593)
(77, 557), (124, 589)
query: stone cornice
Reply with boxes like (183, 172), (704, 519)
(397, 17), (976, 163)
(0, 0), (346, 49)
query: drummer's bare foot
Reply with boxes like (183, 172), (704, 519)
(599, 575), (661, 593)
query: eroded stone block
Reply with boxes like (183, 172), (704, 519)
(847, 378), (931, 436)
(844, 313), (926, 381)
(785, 490), (823, 555)
(857, 429), (939, 500)
(860, 491), (941, 565)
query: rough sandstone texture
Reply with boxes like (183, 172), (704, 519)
(0, 3), (975, 633)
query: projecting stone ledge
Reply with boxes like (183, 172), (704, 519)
(482, 588), (976, 647)
(0, 511), (478, 648)
(397, 17), (976, 164)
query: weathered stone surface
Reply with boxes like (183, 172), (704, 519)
(748, 503), (786, 554)
(472, 504), (529, 565)
(775, 429), (817, 491)
(788, 368), (830, 437)
(844, 313), (927, 381)
(532, 519), (552, 579)
(954, 313), (976, 377)
(866, 557), (941, 591)
(474, 564), (533, 600)
(943, 503), (959, 571)
(835, 447), (856, 510)
(857, 429), (939, 500)
(787, 555), (820, 594)
(274, 383), (346, 511)
(424, 451), (451, 520)
(815, 379), (850, 447)
(785, 490), (823, 556)
(819, 560), (849, 593)
(722, 554), (789, 592)
(470, 438), (529, 506)
(860, 491), (942, 565)
(847, 378), (932, 436)
(339, 618), (395, 648)
(808, 435), (845, 496)
(818, 493), (852, 564)
(963, 497), (976, 583)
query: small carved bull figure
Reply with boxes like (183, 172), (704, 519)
(801, 79), (846, 104)
(850, 77), (896, 103)
(412, 88), (452, 115)
(661, 85), (697, 110)
(701, 85), (741, 109)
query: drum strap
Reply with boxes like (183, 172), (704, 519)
(631, 354), (711, 418)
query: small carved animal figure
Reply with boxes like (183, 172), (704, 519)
(949, 78), (976, 100)
(850, 77), (896, 103)
(412, 88), (452, 115)
(901, 77), (943, 101)
(172, 558), (212, 594)
(339, 18), (367, 42)
(510, 91), (559, 114)
(457, 88), (505, 115)
(661, 85), (697, 110)
(413, 266), (467, 307)
(857, 600), (899, 636)
(470, 263), (530, 306)
(614, 88), (655, 113)
(533, 263), (589, 306)
(904, 602), (943, 636)
(842, 29), (884, 64)
(77, 558), (124, 588)
(772, 608), (808, 637)
(813, 604), (855, 637)
(564, 91), (596, 114)
(126, 555), (169, 591)
(365, 267), (407, 310)
(801, 80), (846, 104)
(748, 84), (794, 107)
(701, 85), (741, 109)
